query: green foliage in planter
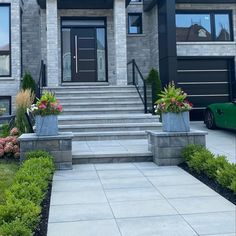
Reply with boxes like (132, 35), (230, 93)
(146, 68), (162, 103)
(0, 151), (55, 235)
(182, 144), (236, 194)
(21, 72), (36, 94)
(0, 124), (10, 138)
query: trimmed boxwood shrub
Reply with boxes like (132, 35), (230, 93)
(182, 144), (236, 194)
(0, 151), (55, 235)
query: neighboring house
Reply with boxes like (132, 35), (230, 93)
(0, 0), (235, 120)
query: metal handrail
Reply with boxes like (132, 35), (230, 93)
(36, 60), (46, 99)
(127, 59), (147, 113)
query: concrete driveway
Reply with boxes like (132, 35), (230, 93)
(191, 122), (236, 164)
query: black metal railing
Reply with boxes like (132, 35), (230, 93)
(127, 59), (147, 113)
(36, 60), (46, 99)
(127, 59), (156, 114)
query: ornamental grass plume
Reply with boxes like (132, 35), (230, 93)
(15, 89), (35, 134)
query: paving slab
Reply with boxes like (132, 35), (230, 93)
(182, 211), (236, 235)
(48, 163), (236, 236)
(117, 215), (198, 236)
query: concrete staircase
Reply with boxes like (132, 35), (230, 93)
(47, 85), (162, 163)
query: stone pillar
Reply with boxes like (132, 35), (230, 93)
(114, 0), (128, 85)
(46, 0), (59, 87)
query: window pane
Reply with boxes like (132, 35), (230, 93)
(0, 98), (10, 116)
(96, 28), (106, 82)
(0, 55), (10, 76)
(215, 14), (231, 41)
(129, 14), (142, 34)
(62, 28), (72, 82)
(176, 14), (212, 41)
(0, 6), (10, 51)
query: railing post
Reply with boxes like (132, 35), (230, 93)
(144, 81), (147, 114)
(132, 59), (135, 85)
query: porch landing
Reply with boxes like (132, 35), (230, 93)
(47, 162), (236, 236)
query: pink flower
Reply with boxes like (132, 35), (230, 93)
(14, 152), (20, 159)
(13, 145), (20, 154)
(4, 144), (13, 153)
(10, 127), (19, 136)
(39, 104), (47, 109)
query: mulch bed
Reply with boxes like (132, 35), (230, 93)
(34, 182), (52, 236)
(179, 163), (236, 205)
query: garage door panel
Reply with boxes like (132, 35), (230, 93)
(177, 59), (228, 71)
(178, 84), (229, 96)
(177, 72), (229, 83)
(188, 96), (230, 108)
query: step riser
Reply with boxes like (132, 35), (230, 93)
(72, 156), (153, 164)
(53, 88), (137, 93)
(62, 110), (144, 115)
(55, 92), (138, 97)
(73, 134), (147, 141)
(59, 126), (160, 132)
(61, 103), (143, 109)
(58, 98), (140, 103)
(58, 118), (159, 125)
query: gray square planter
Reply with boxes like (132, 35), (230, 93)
(162, 112), (190, 132)
(35, 115), (58, 136)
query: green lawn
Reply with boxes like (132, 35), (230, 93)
(0, 160), (19, 204)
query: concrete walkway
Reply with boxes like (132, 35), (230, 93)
(47, 163), (235, 236)
(191, 122), (236, 163)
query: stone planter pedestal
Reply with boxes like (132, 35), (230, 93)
(146, 130), (207, 166)
(19, 132), (74, 170)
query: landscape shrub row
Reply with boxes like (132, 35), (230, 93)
(182, 144), (236, 194)
(0, 150), (55, 236)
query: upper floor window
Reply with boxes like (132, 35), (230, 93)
(130, 0), (142, 2)
(176, 11), (233, 42)
(128, 13), (142, 34)
(0, 5), (10, 76)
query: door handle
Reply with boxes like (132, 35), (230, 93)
(75, 35), (78, 73)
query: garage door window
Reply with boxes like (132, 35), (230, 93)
(176, 12), (233, 42)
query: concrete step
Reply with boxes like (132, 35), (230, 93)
(57, 96), (140, 103)
(72, 152), (153, 164)
(72, 139), (153, 164)
(61, 107), (144, 115)
(71, 131), (153, 141)
(60, 101), (143, 109)
(47, 85), (136, 92)
(54, 90), (138, 98)
(58, 114), (159, 125)
(59, 122), (161, 132)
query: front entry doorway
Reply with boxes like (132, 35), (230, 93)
(62, 19), (107, 83)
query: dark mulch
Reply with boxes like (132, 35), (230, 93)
(179, 163), (236, 205)
(34, 182), (52, 236)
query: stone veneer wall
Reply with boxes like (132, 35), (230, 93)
(21, 0), (41, 81)
(0, 0), (21, 112)
(176, 3), (236, 77)
(127, 2), (151, 77)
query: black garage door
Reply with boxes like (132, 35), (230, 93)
(177, 58), (235, 121)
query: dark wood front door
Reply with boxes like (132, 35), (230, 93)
(71, 28), (97, 82)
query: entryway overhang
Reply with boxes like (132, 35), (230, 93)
(37, 0), (131, 9)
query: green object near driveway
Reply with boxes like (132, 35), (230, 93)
(204, 101), (236, 131)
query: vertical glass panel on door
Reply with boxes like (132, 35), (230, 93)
(0, 55), (10, 76)
(0, 97), (10, 116)
(62, 28), (72, 82)
(96, 28), (106, 82)
(215, 14), (231, 41)
(0, 6), (10, 51)
(176, 14), (212, 41)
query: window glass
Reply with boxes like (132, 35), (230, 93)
(0, 55), (10, 76)
(128, 14), (142, 34)
(176, 14), (212, 41)
(215, 14), (231, 41)
(62, 28), (72, 82)
(96, 28), (106, 82)
(0, 6), (10, 51)
(0, 97), (11, 116)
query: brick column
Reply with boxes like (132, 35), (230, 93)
(46, 0), (59, 86)
(114, 0), (128, 85)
